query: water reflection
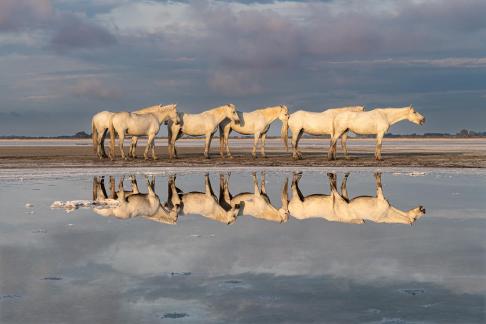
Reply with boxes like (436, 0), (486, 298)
(92, 175), (179, 224)
(290, 172), (425, 225)
(61, 172), (426, 225)
(221, 173), (289, 223)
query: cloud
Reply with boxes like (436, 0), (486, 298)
(208, 70), (263, 96)
(70, 78), (121, 100)
(0, 0), (53, 31)
(1, 0), (486, 134)
(0, 0), (116, 51)
(50, 14), (117, 51)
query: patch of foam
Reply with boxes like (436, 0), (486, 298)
(51, 199), (119, 212)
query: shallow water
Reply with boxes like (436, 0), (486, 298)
(0, 171), (485, 323)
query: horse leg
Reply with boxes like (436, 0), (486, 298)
(261, 172), (267, 194)
(328, 132), (340, 160)
(109, 176), (117, 199)
(173, 129), (184, 159)
(130, 176), (139, 194)
(341, 173), (350, 200)
(204, 133), (213, 159)
(225, 128), (233, 159)
(260, 133), (267, 158)
(99, 129), (108, 159)
(118, 176), (125, 200)
(168, 126), (180, 159)
(167, 127), (174, 159)
(291, 128), (301, 160)
(252, 172), (259, 194)
(295, 130), (304, 159)
(375, 132), (385, 161)
(204, 173), (215, 197)
(341, 132), (349, 159)
(130, 136), (138, 159)
(219, 125), (225, 158)
(144, 134), (156, 160)
(291, 172), (304, 201)
(374, 172), (384, 199)
(118, 133), (127, 160)
(252, 132), (260, 159)
(150, 134), (158, 160)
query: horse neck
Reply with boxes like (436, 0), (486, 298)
(382, 108), (410, 125)
(262, 106), (282, 122)
(385, 205), (411, 220)
(154, 109), (175, 124)
(211, 106), (232, 123)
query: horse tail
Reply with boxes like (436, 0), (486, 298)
(281, 118), (289, 152)
(109, 116), (116, 160)
(91, 118), (98, 153)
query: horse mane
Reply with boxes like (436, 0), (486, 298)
(255, 105), (285, 112)
(134, 104), (176, 114)
(325, 105), (364, 112)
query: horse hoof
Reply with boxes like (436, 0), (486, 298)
(228, 155), (234, 159)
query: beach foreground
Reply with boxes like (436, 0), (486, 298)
(0, 138), (485, 169)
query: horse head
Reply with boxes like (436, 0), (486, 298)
(408, 205), (426, 225)
(279, 105), (290, 121)
(407, 105), (426, 125)
(226, 104), (240, 124)
(162, 104), (180, 125)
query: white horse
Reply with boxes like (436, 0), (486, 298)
(336, 173), (426, 225)
(329, 106), (425, 160)
(167, 104), (240, 159)
(220, 173), (289, 223)
(219, 105), (289, 158)
(109, 104), (179, 160)
(289, 173), (425, 225)
(287, 106), (365, 160)
(91, 104), (176, 159)
(169, 174), (241, 224)
(92, 176), (179, 224)
(92, 111), (115, 159)
(288, 173), (364, 224)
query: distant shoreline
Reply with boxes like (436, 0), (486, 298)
(1, 135), (486, 140)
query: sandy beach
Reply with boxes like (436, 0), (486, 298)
(0, 138), (484, 169)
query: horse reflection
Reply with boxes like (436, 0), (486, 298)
(169, 174), (240, 224)
(92, 176), (179, 224)
(221, 172), (289, 223)
(289, 173), (425, 225)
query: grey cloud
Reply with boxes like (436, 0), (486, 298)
(208, 70), (263, 96)
(0, 0), (116, 51)
(50, 14), (117, 51)
(0, 0), (53, 31)
(1, 0), (486, 134)
(70, 78), (121, 100)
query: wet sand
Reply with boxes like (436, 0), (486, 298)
(0, 138), (484, 169)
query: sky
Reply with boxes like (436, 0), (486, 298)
(0, 0), (485, 136)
